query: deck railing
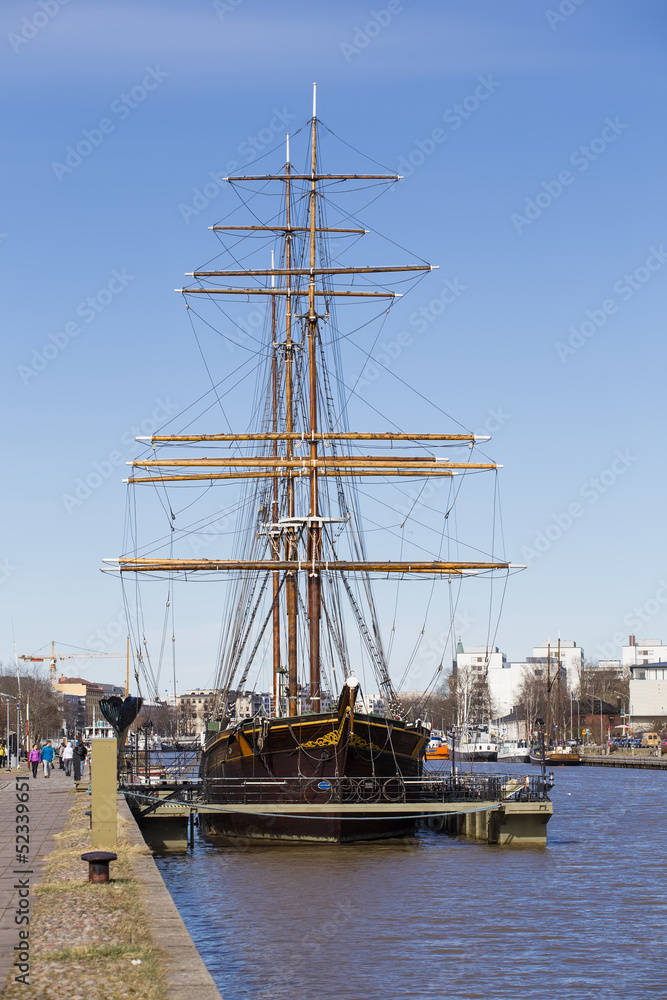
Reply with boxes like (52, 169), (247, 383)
(201, 772), (552, 805)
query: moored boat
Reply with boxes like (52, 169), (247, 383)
(530, 747), (580, 766)
(451, 727), (499, 763)
(497, 740), (531, 764)
(425, 736), (450, 761)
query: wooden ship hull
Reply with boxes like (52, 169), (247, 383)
(200, 698), (430, 843)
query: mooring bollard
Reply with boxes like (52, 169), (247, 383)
(84, 809), (92, 829)
(81, 850), (117, 883)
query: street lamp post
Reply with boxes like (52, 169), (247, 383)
(0, 692), (19, 771)
(535, 717), (546, 783)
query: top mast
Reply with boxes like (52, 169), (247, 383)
(307, 84), (322, 712)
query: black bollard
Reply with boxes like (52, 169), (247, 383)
(81, 850), (118, 883)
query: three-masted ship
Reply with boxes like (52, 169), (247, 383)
(106, 88), (514, 842)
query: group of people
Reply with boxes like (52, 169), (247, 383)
(28, 739), (88, 779)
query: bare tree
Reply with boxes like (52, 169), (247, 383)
(0, 666), (62, 743)
(515, 666), (547, 737)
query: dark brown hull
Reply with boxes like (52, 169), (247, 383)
(199, 711), (428, 843)
(200, 809), (417, 844)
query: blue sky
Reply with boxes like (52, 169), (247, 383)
(1, 0), (666, 695)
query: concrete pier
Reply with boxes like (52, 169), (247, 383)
(443, 800), (552, 845)
(124, 790), (553, 849)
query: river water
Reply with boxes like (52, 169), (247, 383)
(155, 764), (666, 999)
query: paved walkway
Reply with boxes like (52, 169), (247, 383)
(0, 763), (76, 990)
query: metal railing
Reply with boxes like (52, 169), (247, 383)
(122, 748), (201, 785)
(201, 772), (552, 806)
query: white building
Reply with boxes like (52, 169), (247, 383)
(597, 659), (622, 673)
(356, 692), (387, 716)
(622, 637), (667, 670)
(487, 660), (567, 718)
(488, 661), (531, 718)
(456, 645), (520, 719)
(530, 640), (583, 693)
(456, 645), (506, 675)
(628, 661), (667, 727)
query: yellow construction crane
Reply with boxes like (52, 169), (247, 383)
(19, 640), (124, 689)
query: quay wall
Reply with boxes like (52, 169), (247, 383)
(118, 796), (222, 1000)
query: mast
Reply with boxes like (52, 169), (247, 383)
(271, 250), (281, 716)
(108, 89), (525, 721)
(556, 636), (561, 745)
(283, 132), (298, 717)
(307, 84), (321, 713)
(546, 643), (551, 749)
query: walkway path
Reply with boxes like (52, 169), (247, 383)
(0, 764), (76, 989)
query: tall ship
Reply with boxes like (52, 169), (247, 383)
(106, 88), (518, 842)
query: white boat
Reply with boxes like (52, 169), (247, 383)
(497, 740), (530, 764)
(451, 727), (498, 762)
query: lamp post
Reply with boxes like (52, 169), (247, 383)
(0, 692), (19, 771)
(535, 717), (546, 783)
(143, 720), (153, 783)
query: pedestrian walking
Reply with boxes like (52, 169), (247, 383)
(29, 744), (41, 778)
(72, 740), (87, 781)
(0, 740), (6, 768)
(58, 739), (67, 770)
(41, 741), (55, 778)
(62, 740), (74, 776)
